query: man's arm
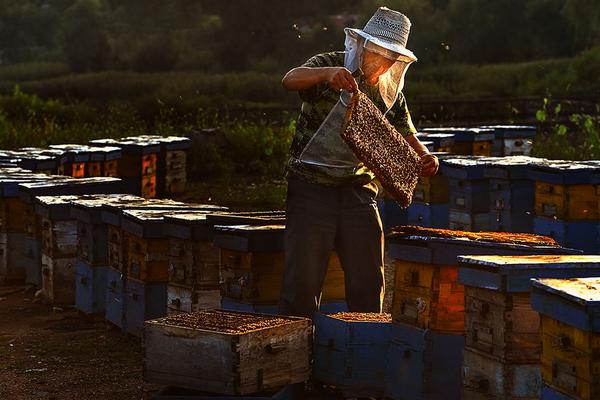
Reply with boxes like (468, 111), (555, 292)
(406, 134), (439, 177)
(282, 67), (358, 92)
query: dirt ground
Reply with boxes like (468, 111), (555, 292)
(0, 286), (148, 400)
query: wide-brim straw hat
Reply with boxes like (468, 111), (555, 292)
(345, 7), (417, 62)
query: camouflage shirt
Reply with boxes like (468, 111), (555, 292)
(286, 51), (418, 186)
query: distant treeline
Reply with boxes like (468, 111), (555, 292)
(1, 0), (599, 73)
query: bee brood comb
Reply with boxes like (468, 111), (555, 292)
(341, 91), (422, 207)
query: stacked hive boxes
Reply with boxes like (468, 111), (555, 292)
(459, 256), (600, 399)
(163, 211), (228, 315)
(116, 206), (223, 336)
(90, 138), (161, 198)
(100, 198), (198, 330)
(312, 312), (392, 398)
(122, 135), (191, 197)
(485, 156), (547, 233)
(51, 144), (123, 178)
(423, 127), (495, 156)
(0, 170), (57, 285)
(214, 216), (346, 314)
(0, 148), (64, 174)
(481, 125), (537, 157)
(144, 310), (310, 397)
(71, 195), (144, 315)
(442, 157), (492, 231)
(384, 227), (579, 400)
(530, 162), (600, 253)
(532, 277), (600, 400)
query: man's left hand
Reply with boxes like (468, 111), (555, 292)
(420, 154), (439, 177)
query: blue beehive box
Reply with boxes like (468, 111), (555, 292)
(485, 156), (544, 212)
(528, 161), (600, 185)
(313, 312), (392, 398)
(105, 266), (126, 329)
(125, 278), (168, 337)
(384, 321), (463, 400)
(448, 209), (489, 231)
(442, 157), (493, 216)
(75, 261), (108, 315)
(416, 133), (455, 151)
(422, 127), (495, 143)
(407, 202), (449, 228)
(533, 217), (599, 253)
(379, 199), (408, 234)
(489, 209), (534, 233)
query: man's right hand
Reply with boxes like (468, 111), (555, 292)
(326, 67), (358, 93)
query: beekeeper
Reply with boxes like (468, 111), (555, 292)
(280, 7), (438, 317)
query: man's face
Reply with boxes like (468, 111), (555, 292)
(361, 49), (395, 84)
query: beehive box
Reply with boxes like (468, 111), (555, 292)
(489, 209), (534, 233)
(387, 227), (577, 336)
(533, 217), (599, 254)
(531, 277), (600, 400)
(480, 125), (537, 156)
(123, 135), (191, 196)
(341, 90), (422, 207)
(90, 138), (160, 198)
(459, 255), (600, 365)
(51, 144), (92, 178)
(529, 162), (600, 221)
(313, 312), (392, 398)
(392, 260), (464, 332)
(406, 202), (449, 229)
(143, 310), (312, 395)
(121, 206), (225, 282)
(448, 210), (490, 232)
(424, 127), (495, 156)
(18, 177), (123, 204)
(125, 277), (168, 337)
(167, 284), (221, 315)
(75, 260), (108, 314)
(10, 148), (64, 173)
(384, 321), (464, 400)
(105, 266), (126, 329)
(441, 157), (492, 213)
(462, 346), (541, 399)
(41, 253), (76, 305)
(216, 225), (345, 303)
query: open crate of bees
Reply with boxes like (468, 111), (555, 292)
(313, 312), (392, 398)
(143, 309), (311, 395)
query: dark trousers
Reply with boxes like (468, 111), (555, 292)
(279, 179), (385, 318)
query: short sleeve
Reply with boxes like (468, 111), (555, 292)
(389, 94), (417, 137)
(298, 52), (343, 103)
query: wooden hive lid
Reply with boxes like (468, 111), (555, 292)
(458, 255), (600, 293)
(532, 277), (600, 332)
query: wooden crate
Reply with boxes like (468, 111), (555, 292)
(462, 347), (541, 399)
(125, 233), (169, 282)
(391, 260), (464, 332)
(41, 254), (76, 305)
(535, 182), (598, 220)
(412, 175), (449, 204)
(143, 310), (312, 395)
(220, 250), (345, 303)
(531, 277), (600, 400)
(459, 255), (600, 365)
